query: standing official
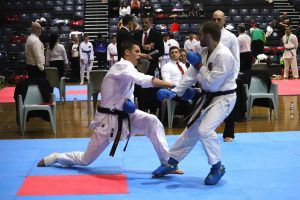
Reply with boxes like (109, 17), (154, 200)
(212, 10), (240, 142)
(25, 22), (46, 78)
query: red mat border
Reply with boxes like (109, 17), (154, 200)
(17, 174), (128, 196)
(272, 79), (300, 96)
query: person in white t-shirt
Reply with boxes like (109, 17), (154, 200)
(46, 33), (68, 78)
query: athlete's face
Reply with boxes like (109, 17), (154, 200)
(198, 28), (208, 47)
(127, 44), (141, 66)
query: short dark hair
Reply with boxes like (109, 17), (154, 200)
(122, 14), (133, 26)
(120, 40), (138, 58)
(83, 33), (89, 38)
(238, 24), (246, 33)
(201, 21), (221, 42)
(141, 13), (153, 21)
(179, 48), (187, 53)
(169, 46), (179, 52)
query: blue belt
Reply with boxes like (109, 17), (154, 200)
(82, 50), (91, 65)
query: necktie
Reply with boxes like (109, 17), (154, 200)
(144, 32), (148, 45)
(176, 61), (184, 75)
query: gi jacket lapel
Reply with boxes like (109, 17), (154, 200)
(202, 43), (223, 71)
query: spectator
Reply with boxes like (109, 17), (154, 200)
(79, 33), (94, 84)
(93, 33), (108, 70)
(107, 35), (118, 68)
(280, 12), (291, 27)
(169, 32), (180, 48)
(179, 48), (190, 68)
(250, 23), (266, 59)
(131, 0), (141, 17)
(109, 0), (120, 18)
(160, 32), (171, 68)
(282, 26), (299, 79)
(142, 0), (154, 16)
(184, 32), (197, 53)
(237, 24), (252, 72)
(119, 1), (131, 18)
(71, 35), (81, 82)
(46, 33), (69, 78)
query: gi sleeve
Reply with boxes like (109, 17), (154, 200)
(172, 66), (198, 96)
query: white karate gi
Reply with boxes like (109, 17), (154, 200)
(107, 42), (118, 68)
(184, 38), (198, 53)
(282, 33), (299, 78)
(160, 39), (181, 68)
(168, 43), (237, 165)
(54, 59), (170, 167)
(79, 41), (94, 82)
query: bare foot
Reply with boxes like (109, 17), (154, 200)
(224, 137), (234, 142)
(170, 169), (184, 174)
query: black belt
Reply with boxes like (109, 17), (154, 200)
(97, 107), (131, 157)
(285, 48), (295, 56)
(285, 47), (295, 50)
(186, 89), (236, 128)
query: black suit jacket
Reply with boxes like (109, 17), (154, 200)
(134, 28), (164, 75)
(117, 27), (134, 61)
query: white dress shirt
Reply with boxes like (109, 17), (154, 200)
(161, 60), (187, 85)
(25, 33), (45, 70)
(221, 27), (240, 77)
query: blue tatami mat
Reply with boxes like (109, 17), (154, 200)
(1, 131), (300, 200)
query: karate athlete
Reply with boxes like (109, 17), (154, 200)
(152, 21), (237, 185)
(79, 33), (94, 84)
(37, 41), (183, 175)
(282, 26), (299, 79)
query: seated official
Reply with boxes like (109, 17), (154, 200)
(161, 46), (193, 120)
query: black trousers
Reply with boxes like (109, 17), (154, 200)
(27, 65), (46, 79)
(95, 52), (107, 69)
(223, 78), (247, 139)
(240, 51), (253, 73)
(71, 57), (80, 81)
(49, 60), (65, 78)
(251, 40), (264, 59)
